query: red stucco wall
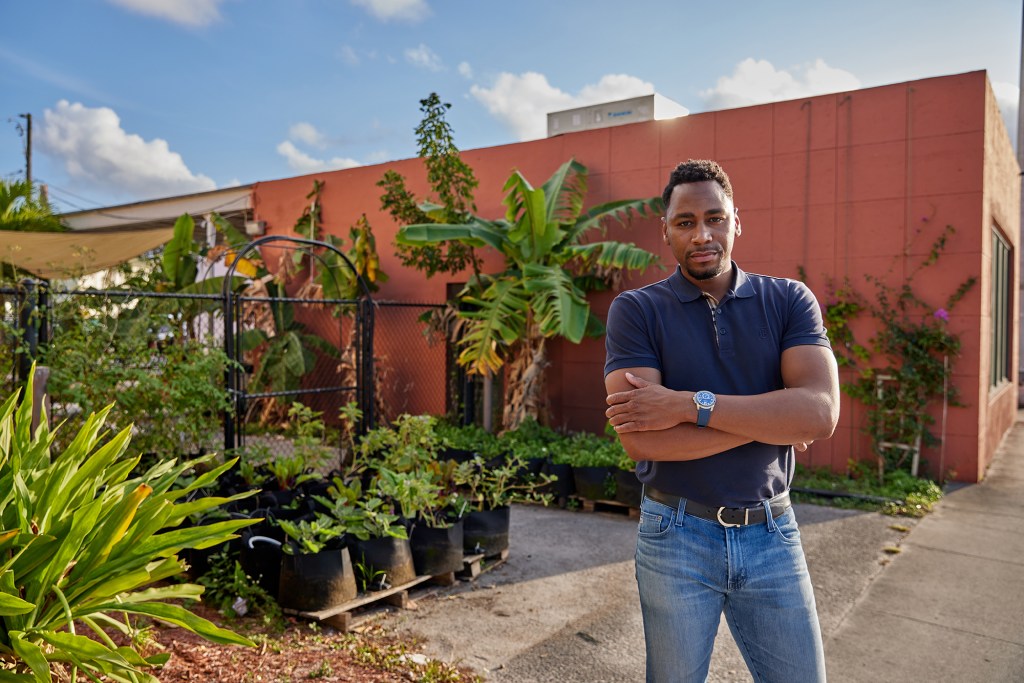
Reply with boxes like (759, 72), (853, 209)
(251, 70), (1019, 483)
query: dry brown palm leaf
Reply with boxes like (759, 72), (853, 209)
(295, 277), (322, 301)
(502, 337), (549, 431)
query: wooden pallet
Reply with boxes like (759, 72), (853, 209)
(457, 548), (509, 580)
(571, 497), (640, 519)
(284, 549), (510, 631)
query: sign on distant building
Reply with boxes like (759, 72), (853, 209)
(547, 94), (688, 137)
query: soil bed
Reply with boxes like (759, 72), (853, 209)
(137, 604), (480, 683)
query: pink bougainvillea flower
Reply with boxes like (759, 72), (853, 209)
(934, 308), (950, 322)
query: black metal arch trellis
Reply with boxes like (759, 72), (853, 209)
(221, 235), (375, 453)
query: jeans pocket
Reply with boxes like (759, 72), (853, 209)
(638, 509), (672, 537)
(774, 509), (803, 546)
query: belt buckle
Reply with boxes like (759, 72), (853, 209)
(716, 506), (748, 528)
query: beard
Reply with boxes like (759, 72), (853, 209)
(685, 252), (728, 281)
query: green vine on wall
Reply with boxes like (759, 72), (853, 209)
(810, 223), (976, 482)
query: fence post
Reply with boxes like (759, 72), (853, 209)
(223, 284), (236, 454)
(31, 365), (50, 433)
(17, 279), (48, 383)
(358, 296), (375, 432)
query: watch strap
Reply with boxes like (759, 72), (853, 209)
(696, 406), (712, 428)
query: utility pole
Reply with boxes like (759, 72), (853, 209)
(18, 113), (31, 189)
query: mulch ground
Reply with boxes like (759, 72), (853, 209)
(123, 604), (480, 683)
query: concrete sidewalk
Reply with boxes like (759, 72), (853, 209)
(385, 417), (1024, 681)
(826, 415), (1024, 682)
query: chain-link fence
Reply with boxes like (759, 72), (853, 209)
(0, 282), (463, 466)
(372, 301), (450, 423)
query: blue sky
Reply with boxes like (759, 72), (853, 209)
(1, 0), (1021, 212)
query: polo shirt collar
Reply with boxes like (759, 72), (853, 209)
(668, 262), (755, 303)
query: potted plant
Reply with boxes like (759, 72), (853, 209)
(435, 420), (502, 464)
(454, 452), (555, 556)
(507, 419), (572, 501)
(376, 465), (465, 576)
(276, 514), (357, 611)
(558, 432), (622, 501)
(317, 485), (417, 591)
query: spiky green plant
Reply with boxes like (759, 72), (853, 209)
(0, 370), (256, 682)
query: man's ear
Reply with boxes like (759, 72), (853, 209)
(661, 216), (671, 245)
(734, 208), (742, 237)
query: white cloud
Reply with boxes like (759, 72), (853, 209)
(700, 58), (860, 110)
(992, 81), (1019, 151)
(350, 0), (429, 22)
(106, 0), (223, 27)
(457, 61), (473, 79)
(288, 122), (328, 149)
(338, 45), (360, 66)
(469, 72), (656, 141)
(38, 100), (216, 199)
(276, 141), (362, 173)
(405, 43), (442, 71)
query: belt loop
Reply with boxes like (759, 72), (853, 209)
(763, 499), (778, 532)
(675, 497), (688, 527)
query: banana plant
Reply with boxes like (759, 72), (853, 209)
(0, 368), (257, 682)
(397, 158), (661, 429)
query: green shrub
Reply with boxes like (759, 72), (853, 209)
(549, 432), (624, 468)
(43, 305), (232, 458)
(0, 372), (256, 681)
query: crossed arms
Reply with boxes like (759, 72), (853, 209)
(604, 344), (840, 462)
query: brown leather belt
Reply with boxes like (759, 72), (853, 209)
(644, 487), (792, 528)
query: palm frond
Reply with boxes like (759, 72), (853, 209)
(564, 241), (660, 272)
(398, 220), (507, 252)
(541, 159), (588, 225)
(456, 278), (528, 375)
(522, 263), (590, 343)
(568, 196), (663, 243)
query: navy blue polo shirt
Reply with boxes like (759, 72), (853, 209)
(604, 264), (830, 508)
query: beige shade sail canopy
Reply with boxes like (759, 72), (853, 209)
(2, 185), (255, 280)
(0, 227), (175, 280)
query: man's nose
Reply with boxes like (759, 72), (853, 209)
(692, 223), (713, 243)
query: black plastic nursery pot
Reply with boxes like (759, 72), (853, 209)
(351, 536), (418, 589)
(239, 528), (284, 598)
(278, 547), (358, 612)
(409, 518), (465, 576)
(542, 462), (576, 500)
(573, 465), (615, 501)
(614, 469), (643, 508)
(463, 506), (510, 556)
(440, 448), (476, 464)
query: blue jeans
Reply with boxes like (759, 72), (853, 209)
(635, 494), (826, 683)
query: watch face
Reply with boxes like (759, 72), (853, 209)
(694, 390), (716, 408)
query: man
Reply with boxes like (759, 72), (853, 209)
(604, 159), (839, 683)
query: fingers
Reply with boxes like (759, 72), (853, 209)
(625, 372), (651, 388)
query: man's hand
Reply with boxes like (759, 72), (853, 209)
(606, 372), (689, 433)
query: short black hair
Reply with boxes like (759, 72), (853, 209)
(662, 159), (734, 207)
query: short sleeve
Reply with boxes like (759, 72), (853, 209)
(782, 281), (832, 351)
(604, 292), (662, 376)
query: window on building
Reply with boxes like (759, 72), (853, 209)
(572, 113), (581, 126)
(991, 227), (1013, 387)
